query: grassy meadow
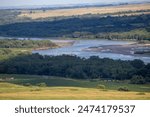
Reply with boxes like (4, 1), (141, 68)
(0, 48), (32, 61)
(0, 74), (150, 100)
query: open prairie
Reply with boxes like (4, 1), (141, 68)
(0, 83), (149, 100)
(0, 74), (150, 100)
(18, 3), (150, 19)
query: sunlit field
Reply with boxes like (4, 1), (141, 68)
(19, 3), (150, 19)
(0, 74), (149, 100)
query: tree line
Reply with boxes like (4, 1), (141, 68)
(0, 54), (149, 84)
(0, 14), (149, 40)
(0, 39), (56, 48)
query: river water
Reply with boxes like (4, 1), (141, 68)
(32, 40), (150, 63)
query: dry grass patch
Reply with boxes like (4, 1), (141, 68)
(18, 3), (150, 19)
(0, 86), (150, 100)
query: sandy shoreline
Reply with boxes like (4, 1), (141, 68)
(83, 43), (150, 56)
(35, 40), (150, 56)
(50, 40), (75, 47)
(32, 40), (75, 51)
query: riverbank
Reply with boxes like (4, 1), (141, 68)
(83, 43), (150, 56)
(50, 40), (75, 47)
(33, 40), (75, 51)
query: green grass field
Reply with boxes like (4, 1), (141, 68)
(0, 74), (150, 100)
(0, 48), (32, 61)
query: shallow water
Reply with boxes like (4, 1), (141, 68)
(32, 40), (150, 63)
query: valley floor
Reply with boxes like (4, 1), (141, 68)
(0, 83), (149, 100)
(0, 74), (149, 100)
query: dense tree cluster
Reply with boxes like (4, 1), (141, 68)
(0, 39), (56, 48)
(0, 15), (149, 40)
(0, 54), (149, 83)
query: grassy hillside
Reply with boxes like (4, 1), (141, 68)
(1, 74), (149, 92)
(0, 48), (31, 61)
(0, 39), (57, 60)
(0, 74), (150, 100)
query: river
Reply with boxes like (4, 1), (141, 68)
(32, 40), (150, 63)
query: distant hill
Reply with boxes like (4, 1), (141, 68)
(0, 3), (149, 40)
(18, 3), (150, 19)
(0, 1), (150, 10)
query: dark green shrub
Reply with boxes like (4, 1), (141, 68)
(130, 75), (146, 84)
(118, 87), (129, 92)
(24, 83), (31, 86)
(36, 82), (47, 87)
(30, 88), (42, 91)
(97, 84), (106, 89)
